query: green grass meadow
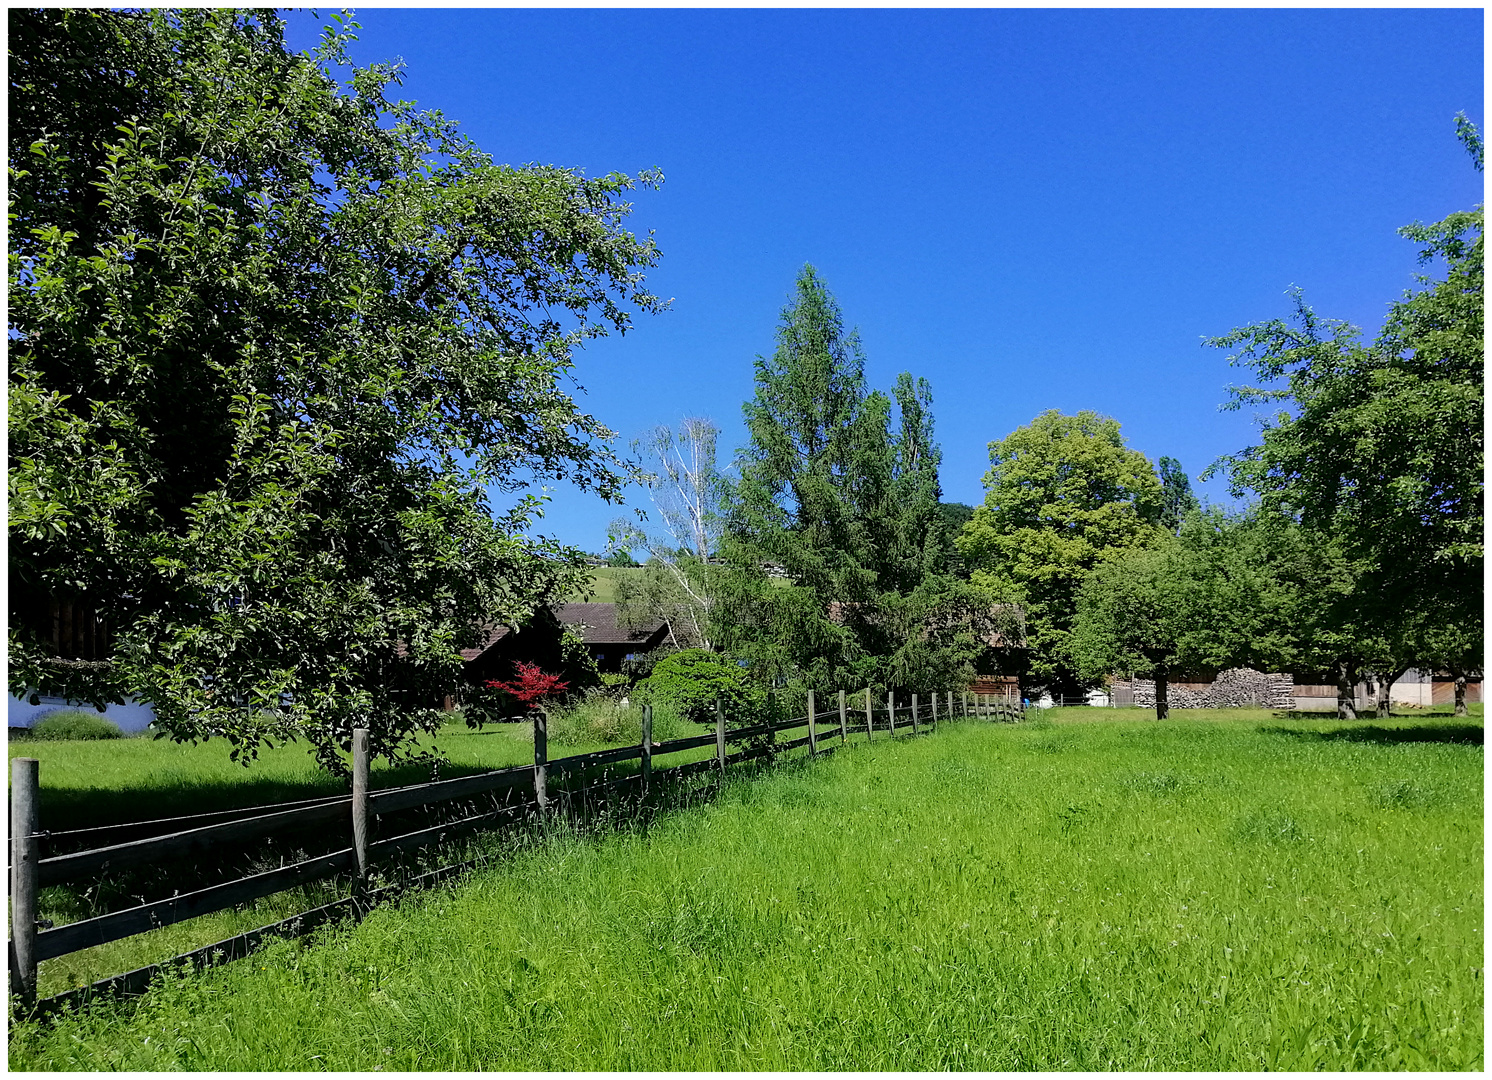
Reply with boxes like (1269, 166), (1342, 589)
(7, 712), (646, 834)
(9, 707), (1482, 1070)
(8, 710), (720, 999)
(567, 565), (635, 602)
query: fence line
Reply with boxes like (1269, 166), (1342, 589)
(9, 688), (1023, 1012)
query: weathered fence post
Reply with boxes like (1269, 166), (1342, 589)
(10, 757), (39, 1006)
(839, 689), (848, 743)
(865, 688), (873, 742)
(947, 691), (954, 725)
(533, 708), (549, 813)
(888, 691), (896, 737)
(806, 690), (818, 757)
(641, 704), (654, 789)
(931, 691), (938, 733)
(715, 698), (727, 775)
(351, 728), (370, 893)
(911, 693), (920, 735)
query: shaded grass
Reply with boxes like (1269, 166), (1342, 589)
(10, 712), (1482, 1070)
(11, 715), (717, 998)
(6, 714), (684, 834)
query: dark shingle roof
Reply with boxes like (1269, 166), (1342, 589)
(554, 603), (664, 645)
(459, 603), (664, 661)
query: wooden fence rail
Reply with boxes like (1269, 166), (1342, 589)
(9, 688), (1022, 1011)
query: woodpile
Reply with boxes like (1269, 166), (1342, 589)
(1123, 668), (1294, 709)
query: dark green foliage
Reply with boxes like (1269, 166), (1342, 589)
(1156, 457), (1199, 535)
(637, 648), (759, 725)
(29, 711), (123, 741)
(717, 266), (987, 695)
(8, 10), (664, 770)
(1206, 115), (1482, 674)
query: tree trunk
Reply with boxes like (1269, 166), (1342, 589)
(1374, 666), (1409, 718)
(1154, 664), (1169, 721)
(1452, 666), (1468, 717)
(1335, 659), (1359, 720)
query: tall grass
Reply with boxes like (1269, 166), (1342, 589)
(10, 712), (1481, 1070)
(547, 691), (693, 747)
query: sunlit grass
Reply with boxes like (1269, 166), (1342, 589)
(11, 712), (718, 998)
(10, 711), (1481, 1070)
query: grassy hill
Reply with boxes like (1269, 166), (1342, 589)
(565, 566), (643, 603)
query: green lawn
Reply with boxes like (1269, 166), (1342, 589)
(9, 713), (719, 1000)
(566, 566), (639, 602)
(10, 708), (1482, 1070)
(7, 714), (652, 834)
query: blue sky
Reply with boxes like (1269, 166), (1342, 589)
(285, 7), (1483, 555)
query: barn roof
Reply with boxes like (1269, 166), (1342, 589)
(459, 602), (665, 661)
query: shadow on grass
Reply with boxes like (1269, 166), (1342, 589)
(1260, 722), (1483, 746)
(32, 758), (502, 837)
(26, 741), (815, 1019)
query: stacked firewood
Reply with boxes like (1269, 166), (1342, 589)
(1124, 668), (1295, 709)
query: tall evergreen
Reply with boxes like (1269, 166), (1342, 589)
(718, 265), (983, 695)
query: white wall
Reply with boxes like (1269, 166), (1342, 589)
(9, 691), (156, 733)
(1293, 671), (1436, 712)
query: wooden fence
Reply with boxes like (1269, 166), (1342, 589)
(9, 689), (1022, 1013)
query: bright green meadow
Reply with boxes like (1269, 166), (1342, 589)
(8, 708), (1483, 1070)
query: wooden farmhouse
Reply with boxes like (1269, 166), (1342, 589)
(460, 602), (669, 686)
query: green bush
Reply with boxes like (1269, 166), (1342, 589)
(636, 649), (760, 726)
(29, 711), (124, 741)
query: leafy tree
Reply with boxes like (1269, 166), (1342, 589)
(1416, 619), (1481, 718)
(957, 409), (1164, 697)
(1070, 504), (1383, 720)
(1206, 115), (1482, 650)
(1177, 506), (1388, 720)
(7, 10), (665, 770)
(718, 265), (988, 695)
(604, 549), (638, 568)
(485, 663), (569, 713)
(1069, 540), (1193, 719)
(1157, 456), (1200, 535)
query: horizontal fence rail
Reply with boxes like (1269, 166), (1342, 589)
(10, 687), (1022, 1012)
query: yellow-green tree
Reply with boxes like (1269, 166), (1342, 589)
(958, 410), (1163, 697)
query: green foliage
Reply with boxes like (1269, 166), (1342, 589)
(936, 502), (977, 577)
(1069, 540), (1192, 715)
(718, 266), (984, 694)
(958, 409), (1163, 695)
(1069, 503), (1376, 718)
(1156, 456), (1199, 535)
(1206, 116), (1482, 665)
(637, 648), (758, 725)
(27, 710), (123, 741)
(7, 10), (664, 771)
